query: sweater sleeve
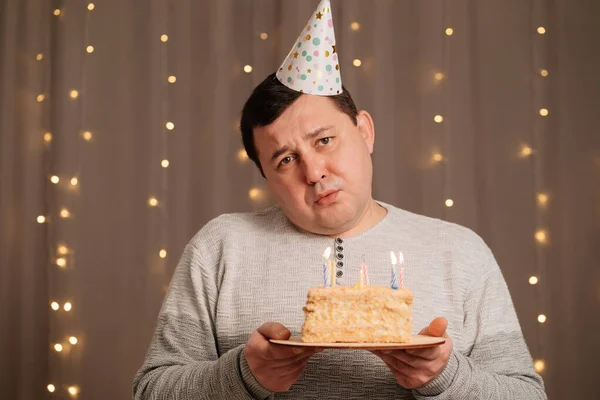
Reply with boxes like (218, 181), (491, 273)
(132, 242), (273, 400)
(413, 246), (547, 400)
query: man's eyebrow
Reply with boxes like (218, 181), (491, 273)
(269, 126), (333, 163)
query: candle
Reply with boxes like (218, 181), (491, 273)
(398, 251), (404, 288)
(390, 251), (398, 289)
(330, 257), (336, 287)
(360, 262), (369, 286)
(322, 247), (331, 287)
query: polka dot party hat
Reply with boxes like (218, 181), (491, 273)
(276, 0), (342, 96)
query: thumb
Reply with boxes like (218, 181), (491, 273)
(419, 317), (448, 337)
(257, 322), (291, 340)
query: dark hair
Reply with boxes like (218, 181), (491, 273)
(240, 72), (358, 177)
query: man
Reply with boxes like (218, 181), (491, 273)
(133, 1), (546, 399)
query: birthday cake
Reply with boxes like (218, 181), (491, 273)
(301, 284), (414, 343)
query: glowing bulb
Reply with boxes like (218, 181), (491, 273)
(51, 302), (60, 310)
(82, 131), (92, 141)
(248, 188), (263, 201)
(161, 159), (170, 168)
(445, 28), (454, 36)
(540, 69), (549, 77)
(37, 215), (46, 224)
(166, 122), (175, 130)
(539, 108), (549, 116)
(161, 34), (169, 42)
(260, 32), (268, 40)
(47, 384), (56, 392)
(54, 343), (63, 352)
(237, 149), (249, 162)
(350, 22), (360, 31)
(70, 177), (79, 186)
(69, 90), (79, 99)
(445, 199), (454, 207)
(44, 132), (53, 143)
(529, 276), (539, 285)
(432, 153), (443, 162)
(69, 336), (78, 345)
(86, 45), (94, 53)
(520, 145), (533, 157)
(537, 314), (547, 323)
(148, 197), (159, 207)
(53, 9), (61, 16)
(537, 26), (546, 34)
(244, 65), (253, 73)
(434, 115), (443, 123)
(68, 386), (79, 396)
(56, 257), (67, 268)
(36, 53), (44, 61)
(60, 208), (71, 219)
(537, 193), (549, 206)
(88, 3), (95, 11)
(64, 302), (72, 311)
(535, 230), (548, 244)
(168, 75), (176, 83)
(50, 175), (60, 184)
(159, 249), (167, 259)
(58, 245), (69, 255)
(352, 59), (362, 67)
(434, 72), (444, 81)
(534, 359), (545, 373)
(37, 94), (45, 102)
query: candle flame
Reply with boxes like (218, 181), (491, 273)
(399, 251), (404, 265)
(323, 246), (331, 259)
(390, 251), (397, 265)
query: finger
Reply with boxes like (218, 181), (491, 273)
(277, 354), (312, 378)
(374, 352), (419, 374)
(248, 330), (307, 361)
(405, 346), (440, 361)
(266, 348), (321, 367)
(257, 322), (291, 340)
(418, 317), (448, 337)
(382, 350), (430, 369)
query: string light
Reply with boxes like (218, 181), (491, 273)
(160, 34), (169, 42)
(350, 22), (360, 31)
(244, 65), (253, 73)
(540, 69), (548, 77)
(434, 72), (444, 81)
(159, 249), (167, 259)
(535, 229), (548, 244)
(37, 215), (46, 224)
(58, 245), (69, 255)
(51, 302), (60, 310)
(445, 28), (454, 36)
(148, 197), (159, 207)
(237, 149), (249, 162)
(53, 9), (61, 16)
(167, 76), (176, 83)
(352, 59), (362, 67)
(161, 159), (170, 168)
(68, 386), (79, 396)
(537, 193), (549, 206)
(54, 343), (63, 352)
(50, 175), (60, 184)
(69, 336), (78, 345)
(86, 46), (94, 53)
(537, 314), (547, 323)
(36, 53), (44, 61)
(534, 359), (545, 373)
(60, 208), (71, 219)
(44, 132), (53, 143)
(165, 122), (174, 130)
(69, 90), (79, 99)
(539, 108), (549, 116)
(445, 199), (454, 207)
(64, 302), (72, 312)
(260, 33), (268, 40)
(82, 131), (93, 141)
(47, 384), (56, 393)
(87, 3), (95, 11)
(537, 27), (546, 35)
(56, 258), (67, 268)
(248, 188), (264, 201)
(529, 276), (539, 285)
(70, 177), (79, 186)
(37, 94), (45, 102)
(434, 115), (444, 123)
(432, 153), (443, 162)
(520, 145), (533, 158)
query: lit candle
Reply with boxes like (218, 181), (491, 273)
(330, 257), (336, 287)
(398, 251), (404, 288)
(390, 251), (398, 289)
(322, 247), (331, 287)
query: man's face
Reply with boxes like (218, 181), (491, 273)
(254, 95), (375, 235)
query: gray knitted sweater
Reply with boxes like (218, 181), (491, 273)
(133, 203), (546, 399)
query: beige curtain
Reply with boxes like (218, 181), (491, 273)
(1, 0), (599, 399)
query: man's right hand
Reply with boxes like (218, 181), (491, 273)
(244, 322), (323, 392)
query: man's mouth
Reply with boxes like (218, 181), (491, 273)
(315, 190), (340, 206)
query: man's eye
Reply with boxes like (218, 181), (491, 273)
(319, 137), (331, 145)
(280, 156), (293, 165)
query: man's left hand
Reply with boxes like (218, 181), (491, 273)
(371, 317), (453, 390)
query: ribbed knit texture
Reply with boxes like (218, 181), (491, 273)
(133, 202), (546, 399)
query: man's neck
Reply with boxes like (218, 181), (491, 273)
(328, 199), (387, 239)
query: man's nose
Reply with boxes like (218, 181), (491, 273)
(301, 153), (327, 185)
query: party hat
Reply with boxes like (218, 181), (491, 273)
(276, 0), (342, 95)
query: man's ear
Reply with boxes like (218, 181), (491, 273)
(356, 110), (375, 154)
